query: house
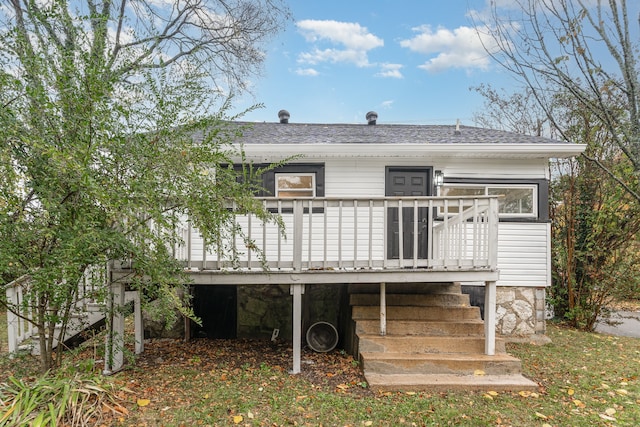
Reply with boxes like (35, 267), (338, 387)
(7, 110), (586, 390)
(151, 110), (584, 389)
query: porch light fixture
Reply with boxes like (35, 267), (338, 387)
(434, 170), (444, 187)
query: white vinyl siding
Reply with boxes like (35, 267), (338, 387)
(436, 158), (550, 180)
(325, 159), (385, 196)
(323, 158), (549, 196)
(496, 223), (550, 287)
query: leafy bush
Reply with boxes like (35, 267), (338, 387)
(0, 363), (127, 426)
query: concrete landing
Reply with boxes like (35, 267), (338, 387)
(361, 351), (523, 375)
(365, 373), (539, 392)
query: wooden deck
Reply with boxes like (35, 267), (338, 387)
(111, 196), (501, 373)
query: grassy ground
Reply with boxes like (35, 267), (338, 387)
(1, 321), (639, 426)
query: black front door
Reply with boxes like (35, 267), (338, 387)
(385, 167), (432, 259)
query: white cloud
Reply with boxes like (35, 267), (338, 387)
(380, 100), (394, 109)
(296, 19), (383, 67)
(376, 63), (403, 79)
(297, 19), (383, 50)
(298, 48), (371, 67)
(400, 25), (497, 73)
(295, 68), (319, 76)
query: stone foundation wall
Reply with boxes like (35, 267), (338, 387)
(237, 285), (292, 339)
(495, 286), (547, 336)
(237, 284), (344, 341)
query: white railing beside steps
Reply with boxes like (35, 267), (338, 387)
(173, 196), (500, 273)
(3, 265), (139, 357)
(4, 275), (36, 354)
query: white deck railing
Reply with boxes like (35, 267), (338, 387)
(4, 266), (108, 354)
(174, 196), (499, 272)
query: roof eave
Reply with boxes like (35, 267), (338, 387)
(237, 143), (587, 161)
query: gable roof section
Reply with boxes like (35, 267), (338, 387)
(220, 122), (586, 160)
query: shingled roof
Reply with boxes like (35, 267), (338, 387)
(230, 122), (564, 145)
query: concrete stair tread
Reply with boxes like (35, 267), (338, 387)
(356, 320), (486, 337)
(357, 333), (506, 354)
(365, 373), (539, 392)
(361, 352), (518, 362)
(358, 333), (492, 338)
(352, 305), (482, 321)
(350, 293), (471, 307)
(349, 283), (462, 294)
(359, 319), (484, 325)
(358, 319), (484, 327)
(358, 334), (498, 343)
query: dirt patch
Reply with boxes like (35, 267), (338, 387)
(126, 338), (372, 397)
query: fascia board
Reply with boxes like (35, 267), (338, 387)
(237, 143), (587, 161)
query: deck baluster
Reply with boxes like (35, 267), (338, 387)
(156, 196), (499, 273)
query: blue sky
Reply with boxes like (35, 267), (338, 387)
(232, 0), (518, 125)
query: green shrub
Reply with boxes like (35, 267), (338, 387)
(0, 364), (126, 426)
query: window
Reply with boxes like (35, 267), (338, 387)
(488, 186), (535, 216)
(233, 163), (325, 198)
(266, 164), (324, 198)
(440, 184), (537, 217)
(275, 173), (316, 197)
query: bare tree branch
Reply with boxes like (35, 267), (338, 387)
(477, 0), (640, 201)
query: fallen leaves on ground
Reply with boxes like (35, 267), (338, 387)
(102, 338), (371, 425)
(130, 338), (369, 394)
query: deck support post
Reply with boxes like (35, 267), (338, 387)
(132, 291), (144, 355)
(484, 280), (497, 355)
(290, 283), (305, 374)
(104, 281), (125, 375)
(380, 282), (387, 336)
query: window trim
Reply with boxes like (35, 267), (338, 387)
(440, 183), (537, 218)
(438, 178), (548, 221)
(492, 184), (538, 217)
(233, 163), (325, 198)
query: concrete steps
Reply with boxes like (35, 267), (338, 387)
(351, 283), (538, 391)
